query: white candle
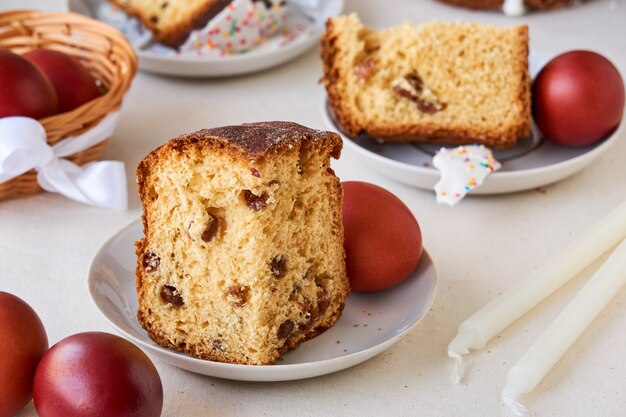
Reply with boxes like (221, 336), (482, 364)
(448, 199), (626, 382)
(502, 237), (626, 415)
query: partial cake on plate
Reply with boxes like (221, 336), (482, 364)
(108, 0), (230, 47)
(108, 0), (282, 48)
(135, 121), (349, 365)
(321, 14), (531, 149)
(438, 0), (573, 15)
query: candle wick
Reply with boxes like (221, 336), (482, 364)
(501, 389), (528, 416)
(449, 352), (465, 384)
(448, 330), (473, 383)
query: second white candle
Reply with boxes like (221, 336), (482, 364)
(448, 199), (626, 381)
(502, 237), (626, 415)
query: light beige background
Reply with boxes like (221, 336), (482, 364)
(1, 0), (625, 416)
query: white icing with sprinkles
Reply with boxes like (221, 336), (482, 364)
(181, 0), (287, 54)
(433, 145), (502, 206)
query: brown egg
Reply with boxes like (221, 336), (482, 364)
(342, 182), (423, 292)
(533, 50), (625, 147)
(0, 50), (58, 119)
(34, 332), (163, 417)
(0, 292), (49, 417)
(23, 49), (102, 114)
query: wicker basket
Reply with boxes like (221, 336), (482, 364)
(0, 10), (137, 201)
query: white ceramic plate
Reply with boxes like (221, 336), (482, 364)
(321, 102), (624, 194)
(88, 220), (437, 381)
(68, 0), (343, 77)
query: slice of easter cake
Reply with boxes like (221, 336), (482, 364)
(321, 14), (531, 149)
(135, 121), (349, 365)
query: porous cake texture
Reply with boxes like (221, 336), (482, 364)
(321, 14), (531, 149)
(135, 122), (349, 365)
(108, 0), (231, 48)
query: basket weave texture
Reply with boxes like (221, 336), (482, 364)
(0, 10), (137, 201)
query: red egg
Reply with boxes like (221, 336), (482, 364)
(0, 292), (49, 417)
(342, 181), (422, 292)
(0, 49), (58, 119)
(533, 50), (625, 147)
(33, 332), (163, 417)
(23, 49), (102, 113)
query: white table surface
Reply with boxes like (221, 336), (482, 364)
(2, 0), (626, 416)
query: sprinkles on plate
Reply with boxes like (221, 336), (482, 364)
(433, 144), (502, 206)
(183, 0), (287, 55)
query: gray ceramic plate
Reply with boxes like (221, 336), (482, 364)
(322, 102), (624, 195)
(88, 220), (437, 381)
(68, 0), (343, 77)
(321, 51), (625, 195)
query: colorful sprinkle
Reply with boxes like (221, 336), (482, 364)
(180, 0), (287, 55)
(432, 144), (502, 207)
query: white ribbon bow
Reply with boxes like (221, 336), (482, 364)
(0, 112), (127, 210)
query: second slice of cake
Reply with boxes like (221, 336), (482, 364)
(321, 14), (531, 148)
(136, 122), (349, 365)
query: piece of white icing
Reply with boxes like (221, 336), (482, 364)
(502, 0), (527, 16)
(432, 145), (501, 206)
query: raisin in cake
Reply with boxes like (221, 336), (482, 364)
(135, 121), (349, 365)
(321, 14), (531, 149)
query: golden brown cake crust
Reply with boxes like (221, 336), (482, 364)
(196, 121), (343, 159)
(321, 17), (531, 149)
(108, 0), (232, 48)
(136, 121), (349, 365)
(137, 121), (344, 236)
(321, 18), (365, 142)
